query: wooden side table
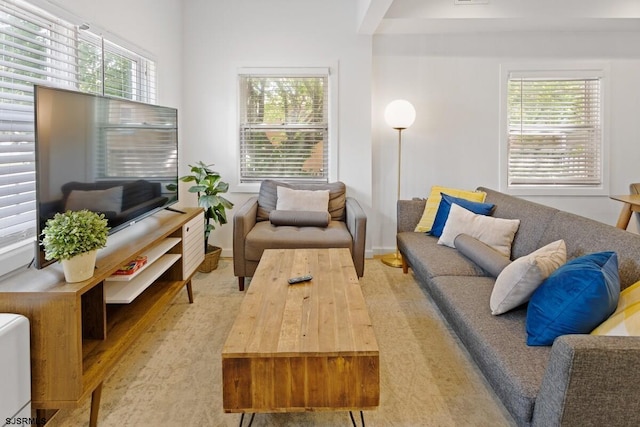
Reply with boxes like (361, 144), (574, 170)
(609, 195), (640, 229)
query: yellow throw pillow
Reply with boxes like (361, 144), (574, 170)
(591, 280), (640, 336)
(591, 302), (640, 336)
(414, 186), (487, 233)
(618, 280), (640, 312)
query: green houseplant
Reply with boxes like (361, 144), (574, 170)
(170, 161), (233, 272)
(41, 209), (110, 282)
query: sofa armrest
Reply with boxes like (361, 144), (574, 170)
(345, 197), (366, 277)
(397, 199), (426, 233)
(533, 334), (640, 427)
(232, 197), (258, 277)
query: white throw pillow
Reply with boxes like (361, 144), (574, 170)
(438, 203), (520, 257)
(276, 186), (330, 212)
(490, 239), (567, 315)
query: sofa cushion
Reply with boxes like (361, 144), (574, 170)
(479, 187), (559, 260)
(275, 186), (329, 212)
(65, 186), (123, 213)
(257, 180), (346, 222)
(438, 204), (520, 257)
(397, 232), (488, 280)
(526, 251), (620, 346)
(414, 185), (486, 233)
(490, 239), (566, 315)
(430, 193), (495, 237)
(454, 234), (512, 278)
(427, 275), (551, 427)
(269, 210), (330, 227)
(244, 220), (352, 261)
(538, 210), (640, 290)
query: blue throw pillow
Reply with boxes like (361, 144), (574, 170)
(526, 251), (620, 346)
(430, 193), (495, 237)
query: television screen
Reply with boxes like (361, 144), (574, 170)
(34, 85), (178, 268)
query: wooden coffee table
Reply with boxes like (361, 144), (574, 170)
(222, 248), (379, 418)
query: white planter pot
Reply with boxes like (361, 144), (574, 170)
(61, 250), (97, 283)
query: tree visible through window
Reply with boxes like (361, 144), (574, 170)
(0, 0), (156, 256)
(506, 75), (603, 189)
(239, 71), (329, 183)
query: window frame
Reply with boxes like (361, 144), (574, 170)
(233, 65), (338, 193)
(499, 62), (610, 196)
(0, 0), (157, 276)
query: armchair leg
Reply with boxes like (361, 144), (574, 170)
(238, 277), (245, 292)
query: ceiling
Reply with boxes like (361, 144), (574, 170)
(359, 0), (640, 34)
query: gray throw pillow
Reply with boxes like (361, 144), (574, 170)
(454, 233), (512, 278)
(269, 210), (331, 227)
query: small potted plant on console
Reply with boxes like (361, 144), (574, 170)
(172, 161), (234, 273)
(41, 209), (109, 282)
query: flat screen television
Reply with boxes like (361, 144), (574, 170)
(34, 85), (179, 268)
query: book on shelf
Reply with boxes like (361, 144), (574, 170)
(112, 255), (148, 276)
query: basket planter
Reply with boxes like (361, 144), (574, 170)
(61, 249), (97, 283)
(198, 245), (222, 273)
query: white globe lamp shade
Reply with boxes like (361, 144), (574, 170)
(384, 99), (416, 130)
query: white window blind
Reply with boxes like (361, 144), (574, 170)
(0, 0), (156, 254)
(507, 74), (602, 188)
(239, 70), (329, 183)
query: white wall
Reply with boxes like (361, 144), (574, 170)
(42, 0), (183, 110)
(180, 0), (373, 256)
(373, 32), (640, 252)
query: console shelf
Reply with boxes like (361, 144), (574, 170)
(105, 237), (181, 282)
(104, 254), (181, 303)
(0, 207), (204, 426)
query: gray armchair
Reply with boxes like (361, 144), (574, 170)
(233, 180), (366, 291)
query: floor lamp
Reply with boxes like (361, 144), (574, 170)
(381, 99), (416, 268)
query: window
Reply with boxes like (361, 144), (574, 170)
(0, 0), (156, 262)
(501, 65), (608, 195)
(238, 68), (331, 184)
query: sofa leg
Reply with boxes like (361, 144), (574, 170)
(238, 277), (245, 292)
(402, 257), (409, 274)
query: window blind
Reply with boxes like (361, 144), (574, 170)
(239, 73), (329, 183)
(0, 0), (156, 253)
(507, 77), (602, 187)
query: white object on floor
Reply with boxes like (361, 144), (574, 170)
(0, 314), (31, 426)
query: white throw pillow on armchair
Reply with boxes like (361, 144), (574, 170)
(276, 186), (329, 212)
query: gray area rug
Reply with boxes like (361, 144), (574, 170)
(50, 259), (514, 426)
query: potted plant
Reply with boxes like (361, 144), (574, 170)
(172, 161), (234, 272)
(41, 209), (110, 283)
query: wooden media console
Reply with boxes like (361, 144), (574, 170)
(0, 207), (204, 426)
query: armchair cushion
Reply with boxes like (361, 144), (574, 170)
(256, 180), (346, 222)
(244, 221), (352, 261)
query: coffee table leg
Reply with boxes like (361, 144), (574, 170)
(239, 412), (255, 427)
(349, 411), (365, 427)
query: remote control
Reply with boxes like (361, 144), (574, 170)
(288, 274), (313, 284)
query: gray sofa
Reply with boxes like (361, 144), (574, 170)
(397, 186), (640, 427)
(233, 180), (367, 291)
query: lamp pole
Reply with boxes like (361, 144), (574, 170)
(381, 100), (415, 268)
